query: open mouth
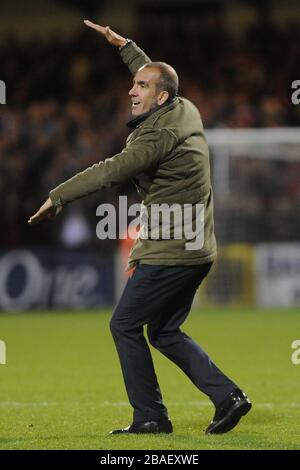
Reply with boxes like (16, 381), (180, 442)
(132, 101), (140, 108)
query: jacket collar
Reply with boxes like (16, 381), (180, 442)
(126, 96), (178, 129)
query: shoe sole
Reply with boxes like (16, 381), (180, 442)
(110, 421), (173, 435)
(110, 428), (173, 435)
(206, 401), (252, 434)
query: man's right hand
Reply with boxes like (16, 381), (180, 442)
(84, 20), (127, 48)
(28, 198), (56, 225)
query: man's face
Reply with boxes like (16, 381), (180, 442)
(129, 66), (162, 116)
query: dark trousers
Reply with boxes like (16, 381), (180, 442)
(110, 263), (236, 422)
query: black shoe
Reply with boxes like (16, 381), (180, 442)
(110, 419), (173, 435)
(206, 388), (252, 434)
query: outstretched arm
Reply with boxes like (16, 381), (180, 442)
(28, 129), (176, 224)
(84, 20), (151, 75)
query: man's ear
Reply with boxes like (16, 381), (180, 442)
(157, 91), (169, 105)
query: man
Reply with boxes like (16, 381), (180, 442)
(28, 21), (251, 435)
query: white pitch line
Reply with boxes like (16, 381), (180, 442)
(0, 401), (300, 408)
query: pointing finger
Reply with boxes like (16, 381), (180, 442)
(84, 20), (106, 34)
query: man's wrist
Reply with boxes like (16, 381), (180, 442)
(119, 38), (132, 50)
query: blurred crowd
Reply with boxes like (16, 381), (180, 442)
(0, 10), (299, 248)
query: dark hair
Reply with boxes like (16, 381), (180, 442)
(143, 61), (179, 99)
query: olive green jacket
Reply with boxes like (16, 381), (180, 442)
(49, 41), (217, 269)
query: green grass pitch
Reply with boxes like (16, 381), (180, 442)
(1, 307), (300, 450)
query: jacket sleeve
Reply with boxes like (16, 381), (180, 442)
(49, 128), (176, 210)
(119, 41), (151, 76)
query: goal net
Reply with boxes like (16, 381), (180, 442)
(198, 128), (300, 306)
